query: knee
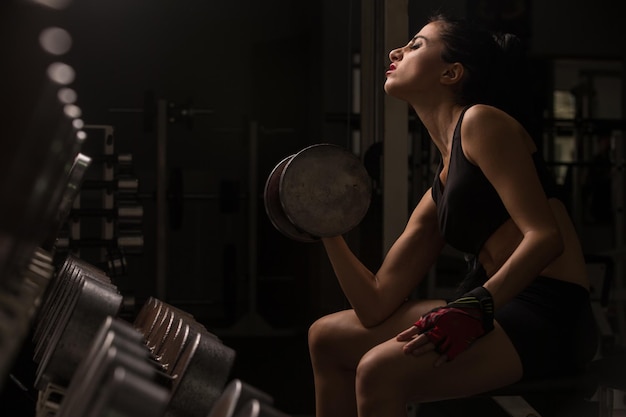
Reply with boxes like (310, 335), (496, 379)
(355, 349), (385, 398)
(308, 314), (340, 358)
(356, 348), (428, 407)
(355, 349), (400, 414)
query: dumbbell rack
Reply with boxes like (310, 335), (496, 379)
(54, 124), (144, 280)
(31, 258), (293, 417)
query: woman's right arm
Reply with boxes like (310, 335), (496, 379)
(322, 189), (446, 327)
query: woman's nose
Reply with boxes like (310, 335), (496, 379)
(389, 47), (402, 62)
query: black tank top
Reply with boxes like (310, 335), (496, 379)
(431, 105), (557, 255)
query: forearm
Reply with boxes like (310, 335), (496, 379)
(321, 236), (380, 319)
(483, 229), (563, 310)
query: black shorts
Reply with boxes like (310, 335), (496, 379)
(495, 276), (598, 380)
(453, 263), (598, 380)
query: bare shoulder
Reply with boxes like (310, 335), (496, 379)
(460, 104), (535, 164)
(462, 104), (522, 136)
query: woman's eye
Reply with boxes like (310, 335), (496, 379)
(410, 43), (422, 50)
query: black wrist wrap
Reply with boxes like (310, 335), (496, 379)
(463, 286), (495, 332)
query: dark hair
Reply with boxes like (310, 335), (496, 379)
(429, 14), (530, 125)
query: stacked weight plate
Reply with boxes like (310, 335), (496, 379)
(0, 151), (91, 392)
(32, 255), (123, 391)
(0, 248), (55, 390)
(134, 297), (237, 417)
(53, 316), (170, 417)
(208, 379), (290, 417)
(26, 257), (296, 417)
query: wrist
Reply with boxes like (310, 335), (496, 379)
(464, 286), (495, 331)
(465, 286), (494, 309)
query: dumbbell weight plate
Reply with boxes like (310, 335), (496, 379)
(279, 144), (371, 238)
(263, 155), (318, 242)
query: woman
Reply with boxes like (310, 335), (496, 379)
(307, 14), (598, 417)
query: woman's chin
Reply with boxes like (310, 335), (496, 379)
(383, 82), (405, 100)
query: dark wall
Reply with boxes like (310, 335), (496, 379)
(35, 0), (354, 330)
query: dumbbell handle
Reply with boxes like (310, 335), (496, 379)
(55, 236), (143, 250)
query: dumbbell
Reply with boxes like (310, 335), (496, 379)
(33, 255), (123, 390)
(232, 399), (291, 417)
(0, 248), (55, 390)
(56, 316), (170, 417)
(40, 152), (92, 251)
(264, 143), (371, 242)
(133, 297), (237, 417)
(207, 379), (274, 417)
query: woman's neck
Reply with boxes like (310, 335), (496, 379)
(411, 101), (464, 158)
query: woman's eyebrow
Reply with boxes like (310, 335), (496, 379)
(410, 35), (428, 43)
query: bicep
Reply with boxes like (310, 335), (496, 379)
(376, 190), (445, 296)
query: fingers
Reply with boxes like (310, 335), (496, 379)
(395, 325), (419, 341)
(401, 333), (449, 367)
(396, 325), (437, 356)
(401, 333), (433, 355)
(397, 326), (450, 367)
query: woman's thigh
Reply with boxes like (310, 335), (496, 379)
(356, 321), (523, 403)
(308, 298), (446, 370)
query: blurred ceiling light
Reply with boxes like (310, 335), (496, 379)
(63, 104), (82, 119)
(32, 0), (73, 10)
(72, 118), (84, 130)
(58, 87), (77, 104)
(47, 62), (75, 85)
(39, 27), (72, 55)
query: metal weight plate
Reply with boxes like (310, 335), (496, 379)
(208, 379), (274, 417)
(263, 155), (318, 242)
(279, 144), (371, 238)
(165, 330), (236, 417)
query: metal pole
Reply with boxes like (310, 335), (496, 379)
(612, 129), (625, 345)
(360, 0), (380, 156)
(248, 120), (258, 314)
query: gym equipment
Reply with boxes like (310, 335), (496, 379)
(165, 327), (235, 417)
(41, 152), (92, 250)
(264, 155), (316, 242)
(35, 281), (239, 417)
(55, 316), (170, 417)
(231, 399), (291, 417)
(80, 178), (139, 193)
(207, 379), (274, 417)
(55, 235), (144, 252)
(33, 255), (123, 390)
(0, 248), (55, 390)
(134, 297), (237, 417)
(264, 143), (372, 242)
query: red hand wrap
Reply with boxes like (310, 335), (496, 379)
(414, 287), (495, 360)
(414, 306), (487, 360)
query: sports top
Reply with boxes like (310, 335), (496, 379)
(431, 105), (557, 255)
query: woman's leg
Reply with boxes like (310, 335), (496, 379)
(355, 321), (523, 417)
(308, 299), (446, 417)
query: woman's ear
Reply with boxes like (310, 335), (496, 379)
(441, 63), (464, 85)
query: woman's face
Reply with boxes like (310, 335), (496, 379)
(384, 21), (450, 101)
